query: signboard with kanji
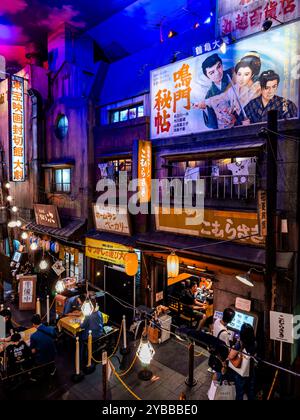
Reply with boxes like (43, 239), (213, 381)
(150, 20), (299, 138)
(138, 140), (152, 203)
(155, 207), (265, 246)
(85, 237), (132, 266)
(217, 0), (299, 39)
(19, 275), (37, 311)
(9, 75), (25, 182)
(93, 204), (131, 236)
(270, 311), (294, 344)
(34, 204), (61, 228)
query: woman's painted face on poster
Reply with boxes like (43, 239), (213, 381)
(236, 66), (253, 87)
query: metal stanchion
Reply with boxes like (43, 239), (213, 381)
(36, 298), (41, 316)
(71, 336), (84, 383)
(102, 351), (108, 400)
(84, 330), (96, 375)
(120, 315), (130, 355)
(46, 295), (50, 325)
(185, 341), (197, 387)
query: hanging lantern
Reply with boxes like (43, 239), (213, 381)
(124, 252), (139, 276)
(167, 252), (179, 278)
(55, 279), (65, 294)
(81, 298), (94, 317)
(21, 232), (28, 240)
(54, 242), (60, 253)
(136, 335), (155, 365)
(39, 259), (48, 270)
(30, 242), (38, 251)
(45, 241), (51, 251)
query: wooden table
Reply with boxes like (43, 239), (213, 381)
(57, 312), (110, 338)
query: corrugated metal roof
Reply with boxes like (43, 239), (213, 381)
(25, 218), (86, 241)
(86, 229), (137, 248)
(136, 232), (265, 266)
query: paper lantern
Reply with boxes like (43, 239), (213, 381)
(54, 242), (60, 253)
(124, 253), (139, 276)
(167, 252), (179, 278)
(45, 241), (51, 251)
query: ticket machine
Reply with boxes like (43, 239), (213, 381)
(214, 308), (259, 342)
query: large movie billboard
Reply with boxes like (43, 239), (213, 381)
(150, 20), (300, 140)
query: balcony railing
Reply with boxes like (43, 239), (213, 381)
(159, 175), (257, 201)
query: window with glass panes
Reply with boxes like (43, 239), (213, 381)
(110, 103), (144, 124)
(53, 168), (71, 193)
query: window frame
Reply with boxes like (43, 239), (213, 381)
(109, 103), (144, 124)
(52, 167), (72, 194)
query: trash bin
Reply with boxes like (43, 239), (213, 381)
(159, 315), (172, 343)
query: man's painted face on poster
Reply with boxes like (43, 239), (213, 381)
(206, 61), (224, 84)
(262, 79), (279, 102)
(236, 66), (253, 87)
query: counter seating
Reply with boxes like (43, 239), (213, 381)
(167, 295), (197, 328)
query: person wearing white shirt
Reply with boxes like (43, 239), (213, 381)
(213, 308), (236, 348)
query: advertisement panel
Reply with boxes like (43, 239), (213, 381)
(85, 238), (132, 266)
(150, 21), (299, 139)
(217, 0), (299, 39)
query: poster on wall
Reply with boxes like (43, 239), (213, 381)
(150, 20), (299, 139)
(19, 275), (37, 311)
(217, 0), (300, 39)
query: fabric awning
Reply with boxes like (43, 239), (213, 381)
(136, 232), (265, 267)
(25, 218), (86, 241)
(85, 230), (137, 248)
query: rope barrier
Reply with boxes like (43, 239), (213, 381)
(267, 370), (279, 401)
(0, 361), (55, 381)
(91, 323), (123, 364)
(41, 298), (56, 322)
(108, 359), (141, 400)
(119, 354), (138, 378)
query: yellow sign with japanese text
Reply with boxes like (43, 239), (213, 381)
(85, 238), (132, 265)
(10, 75), (25, 182)
(138, 140), (152, 203)
(155, 207), (265, 247)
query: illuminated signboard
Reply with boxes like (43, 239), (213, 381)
(138, 140), (152, 203)
(93, 204), (131, 236)
(85, 237), (132, 266)
(217, 0), (299, 39)
(150, 21), (299, 139)
(10, 75), (25, 182)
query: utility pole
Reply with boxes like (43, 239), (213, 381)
(264, 110), (278, 358)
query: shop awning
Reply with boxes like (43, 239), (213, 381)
(161, 140), (265, 161)
(136, 232), (265, 267)
(25, 218), (86, 241)
(85, 230), (137, 248)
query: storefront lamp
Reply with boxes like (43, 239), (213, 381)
(236, 270), (254, 287)
(12, 206), (18, 213)
(124, 252), (139, 276)
(6, 195), (13, 202)
(16, 220), (22, 228)
(21, 232), (28, 240)
(30, 242), (38, 251)
(5, 183), (11, 189)
(167, 252), (179, 278)
(39, 259), (48, 270)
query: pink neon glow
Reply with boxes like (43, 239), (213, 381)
(0, 1), (28, 16)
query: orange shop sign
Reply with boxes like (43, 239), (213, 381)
(155, 207), (265, 247)
(85, 238), (132, 266)
(138, 140), (152, 203)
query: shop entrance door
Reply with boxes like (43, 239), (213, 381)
(104, 265), (135, 325)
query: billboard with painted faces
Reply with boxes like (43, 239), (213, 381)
(150, 20), (300, 139)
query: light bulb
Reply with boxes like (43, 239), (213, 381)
(12, 206), (18, 213)
(30, 242), (38, 251)
(16, 220), (22, 228)
(39, 259), (48, 270)
(220, 41), (227, 54)
(8, 221), (17, 228)
(5, 183), (10, 189)
(81, 298), (94, 317)
(6, 196), (13, 202)
(137, 337), (155, 365)
(55, 279), (65, 294)
(21, 232), (28, 240)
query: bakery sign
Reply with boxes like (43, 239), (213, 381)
(34, 204), (61, 228)
(93, 204), (131, 236)
(217, 0), (299, 39)
(9, 75), (25, 182)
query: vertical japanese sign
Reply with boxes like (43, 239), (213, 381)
(19, 275), (37, 311)
(258, 190), (267, 236)
(138, 140), (152, 203)
(9, 75), (25, 182)
(217, 0), (299, 39)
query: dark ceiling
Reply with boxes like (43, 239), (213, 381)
(0, 0), (215, 71)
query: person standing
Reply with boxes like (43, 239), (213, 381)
(228, 323), (257, 400)
(213, 308), (235, 348)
